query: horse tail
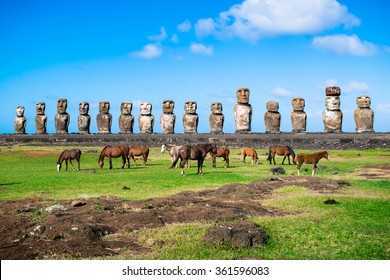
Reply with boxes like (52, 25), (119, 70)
(266, 147), (272, 163)
(170, 154), (180, 169)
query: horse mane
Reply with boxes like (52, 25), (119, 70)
(287, 146), (296, 157)
(57, 150), (65, 163)
(99, 146), (110, 160)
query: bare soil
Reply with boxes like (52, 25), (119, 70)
(0, 174), (367, 260)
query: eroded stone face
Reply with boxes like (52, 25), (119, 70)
(14, 106), (26, 134)
(209, 102), (224, 134)
(55, 99), (70, 134)
(264, 101), (281, 133)
(236, 88), (250, 104)
(354, 96), (374, 133)
(323, 94), (342, 133)
(96, 101), (112, 134)
(139, 102), (154, 134)
(160, 100), (175, 134)
(183, 101), (198, 134)
(291, 97), (307, 133)
(35, 102), (47, 134)
(78, 102), (90, 134)
(119, 102), (134, 134)
(234, 88), (252, 133)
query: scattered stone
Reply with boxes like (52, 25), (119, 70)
(71, 200), (86, 207)
(122, 186), (130, 190)
(324, 199), (338, 204)
(269, 167), (286, 175)
(45, 205), (68, 214)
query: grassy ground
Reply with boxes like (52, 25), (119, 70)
(0, 145), (389, 259)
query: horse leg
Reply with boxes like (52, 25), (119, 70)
(132, 156), (137, 167)
(198, 159), (204, 175)
(109, 156), (113, 169)
(312, 163), (317, 176)
(297, 162), (302, 175)
(77, 159), (80, 171)
(272, 155), (276, 165)
(225, 156), (229, 168)
(179, 158), (187, 176)
(212, 155), (216, 168)
(287, 155), (291, 165)
(65, 160), (69, 171)
(281, 156), (286, 165)
(69, 159), (76, 171)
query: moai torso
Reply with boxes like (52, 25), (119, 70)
(14, 106), (27, 134)
(322, 87), (342, 133)
(160, 100), (175, 134)
(55, 98), (70, 134)
(354, 96), (374, 133)
(290, 97), (307, 133)
(78, 101), (91, 134)
(234, 88), (252, 133)
(138, 102), (154, 134)
(209, 102), (224, 134)
(35, 102), (47, 134)
(182, 101), (198, 134)
(264, 100), (281, 133)
(119, 102), (134, 134)
(96, 101), (112, 134)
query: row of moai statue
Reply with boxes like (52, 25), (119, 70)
(13, 87), (374, 134)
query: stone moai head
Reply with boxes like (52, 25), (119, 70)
(184, 101), (197, 114)
(356, 95), (371, 108)
(99, 101), (110, 114)
(236, 88), (250, 104)
(16, 106), (25, 117)
(211, 102), (223, 114)
(57, 98), (68, 114)
(79, 102), (89, 115)
(36, 102), (46, 115)
(266, 100), (279, 112)
(140, 102), (152, 115)
(162, 100), (174, 114)
(121, 102), (132, 115)
(325, 96), (341, 111)
(292, 97), (305, 111)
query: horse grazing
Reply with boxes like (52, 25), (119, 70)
(57, 149), (82, 171)
(128, 145), (149, 166)
(241, 147), (258, 164)
(161, 143), (189, 168)
(98, 146), (130, 169)
(209, 146), (230, 168)
(296, 150), (330, 176)
(170, 143), (217, 175)
(267, 145), (296, 165)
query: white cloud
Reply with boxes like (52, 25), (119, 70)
(190, 43), (214, 56)
(343, 81), (370, 94)
(130, 43), (162, 59)
(171, 34), (179, 43)
(147, 26), (167, 42)
(195, 0), (360, 41)
(312, 34), (377, 56)
(271, 87), (292, 98)
(177, 20), (192, 32)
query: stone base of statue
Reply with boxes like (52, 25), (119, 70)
(354, 108), (374, 133)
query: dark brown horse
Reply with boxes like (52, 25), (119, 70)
(57, 149), (82, 171)
(267, 145), (296, 165)
(128, 145), (149, 166)
(210, 146), (230, 168)
(241, 147), (258, 164)
(296, 150), (330, 176)
(170, 143), (217, 175)
(98, 146), (130, 169)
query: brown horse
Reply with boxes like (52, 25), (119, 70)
(296, 150), (330, 176)
(170, 143), (217, 175)
(128, 145), (149, 166)
(241, 147), (258, 164)
(210, 146), (230, 168)
(98, 146), (130, 169)
(267, 145), (296, 165)
(57, 149), (82, 171)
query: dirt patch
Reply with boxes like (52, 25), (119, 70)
(0, 176), (343, 260)
(357, 164), (390, 179)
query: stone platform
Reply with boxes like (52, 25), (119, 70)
(1, 132), (389, 150)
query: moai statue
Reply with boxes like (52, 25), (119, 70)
(78, 101), (91, 134)
(96, 101), (112, 134)
(160, 100), (175, 134)
(119, 102), (134, 134)
(354, 95), (374, 133)
(35, 101), (47, 134)
(182, 101), (198, 134)
(14, 106), (27, 134)
(55, 98), (70, 134)
(209, 102), (224, 134)
(264, 100), (281, 133)
(138, 102), (154, 134)
(234, 88), (252, 133)
(290, 97), (307, 133)
(322, 86), (342, 133)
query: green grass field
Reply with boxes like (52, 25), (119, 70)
(0, 145), (389, 260)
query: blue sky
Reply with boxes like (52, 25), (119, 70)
(1, 0), (389, 134)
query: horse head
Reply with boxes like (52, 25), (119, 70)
(57, 162), (62, 171)
(324, 151), (330, 160)
(161, 144), (167, 154)
(98, 159), (104, 169)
